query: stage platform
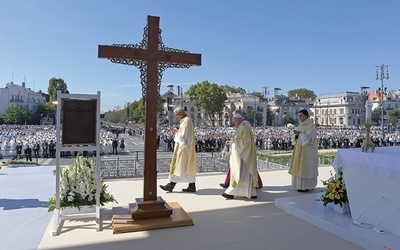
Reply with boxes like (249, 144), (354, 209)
(1, 164), (365, 250)
(275, 193), (400, 249)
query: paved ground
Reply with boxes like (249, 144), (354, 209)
(0, 162), (362, 250)
(1, 134), (359, 250)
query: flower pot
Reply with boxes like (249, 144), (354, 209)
(333, 203), (350, 214)
(60, 205), (96, 215)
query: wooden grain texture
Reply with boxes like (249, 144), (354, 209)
(112, 202), (194, 234)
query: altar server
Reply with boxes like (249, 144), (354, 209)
(160, 106), (198, 192)
(289, 109), (319, 192)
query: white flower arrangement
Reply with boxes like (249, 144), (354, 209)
(46, 155), (116, 212)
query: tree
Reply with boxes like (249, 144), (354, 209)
(372, 107), (384, 125)
(287, 88), (316, 100)
(242, 107), (263, 127)
(389, 109), (400, 125)
(1, 104), (31, 124)
(31, 102), (56, 124)
(266, 108), (273, 126)
(281, 115), (296, 126)
(221, 85), (246, 94)
(48, 77), (69, 102)
(243, 108), (255, 125)
(128, 99), (145, 123)
(187, 81), (227, 126)
(104, 107), (127, 123)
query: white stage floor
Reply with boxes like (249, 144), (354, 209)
(275, 193), (400, 250)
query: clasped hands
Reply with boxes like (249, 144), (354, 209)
(169, 127), (178, 134)
(293, 130), (301, 136)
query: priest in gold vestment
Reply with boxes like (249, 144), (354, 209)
(222, 111), (259, 199)
(160, 106), (198, 192)
(289, 109), (319, 192)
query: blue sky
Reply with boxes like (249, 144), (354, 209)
(1, 1), (399, 112)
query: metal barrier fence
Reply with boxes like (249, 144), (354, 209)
(100, 151), (289, 179)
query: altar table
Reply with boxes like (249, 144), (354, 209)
(332, 147), (400, 236)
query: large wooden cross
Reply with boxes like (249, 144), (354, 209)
(98, 16), (201, 207)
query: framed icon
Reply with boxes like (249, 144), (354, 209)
(62, 99), (97, 145)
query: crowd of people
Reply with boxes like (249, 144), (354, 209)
(0, 124), (126, 159)
(1, 121), (399, 160)
(155, 123), (400, 153)
(1, 113), (399, 201)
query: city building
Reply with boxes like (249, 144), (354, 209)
(0, 82), (47, 116)
(160, 86), (313, 126)
(268, 94), (311, 125)
(368, 89), (400, 126)
(160, 85), (270, 126)
(314, 91), (368, 126)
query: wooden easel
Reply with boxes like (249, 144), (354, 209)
(52, 91), (101, 235)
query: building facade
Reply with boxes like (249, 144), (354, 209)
(160, 86), (313, 126)
(368, 89), (400, 126)
(314, 92), (368, 126)
(268, 94), (311, 125)
(0, 82), (47, 115)
(160, 89), (270, 126)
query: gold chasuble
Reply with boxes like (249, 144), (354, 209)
(169, 116), (198, 176)
(230, 120), (258, 188)
(289, 118), (318, 179)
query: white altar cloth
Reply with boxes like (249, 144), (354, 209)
(332, 147), (400, 178)
(332, 147), (400, 237)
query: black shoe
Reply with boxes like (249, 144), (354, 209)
(297, 189), (310, 192)
(160, 182), (176, 192)
(222, 193), (234, 199)
(182, 183), (196, 192)
(250, 196), (257, 199)
(220, 183), (229, 188)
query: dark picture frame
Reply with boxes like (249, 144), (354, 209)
(62, 99), (97, 145)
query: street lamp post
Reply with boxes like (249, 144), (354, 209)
(314, 100), (317, 125)
(376, 64), (389, 141)
(253, 95), (256, 127)
(262, 86), (269, 128)
(360, 86), (370, 125)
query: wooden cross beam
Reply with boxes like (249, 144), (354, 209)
(98, 16), (201, 203)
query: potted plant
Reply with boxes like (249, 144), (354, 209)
(321, 167), (349, 213)
(46, 155), (117, 212)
